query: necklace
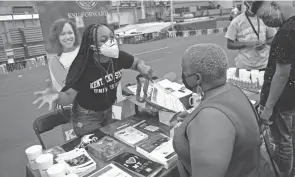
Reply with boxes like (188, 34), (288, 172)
(93, 52), (112, 75)
(101, 60), (111, 75)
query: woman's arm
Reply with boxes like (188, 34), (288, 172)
(56, 88), (78, 106)
(118, 51), (152, 77)
(130, 58), (148, 72)
(187, 108), (236, 177)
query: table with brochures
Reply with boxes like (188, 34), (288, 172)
(26, 112), (180, 177)
(26, 76), (261, 177)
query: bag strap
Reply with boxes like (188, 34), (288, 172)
(239, 87), (280, 177)
(245, 12), (260, 40)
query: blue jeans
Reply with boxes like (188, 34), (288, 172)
(270, 107), (295, 177)
(71, 101), (113, 137)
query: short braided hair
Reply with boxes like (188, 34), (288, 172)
(182, 43), (228, 84)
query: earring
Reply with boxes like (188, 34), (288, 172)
(196, 85), (204, 100)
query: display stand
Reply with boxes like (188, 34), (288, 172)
(125, 77), (192, 138)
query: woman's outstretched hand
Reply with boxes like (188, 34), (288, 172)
(33, 87), (59, 111)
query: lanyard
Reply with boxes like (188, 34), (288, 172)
(245, 13), (260, 40)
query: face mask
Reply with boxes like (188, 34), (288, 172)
(263, 5), (283, 28)
(99, 39), (119, 58)
(182, 72), (193, 91)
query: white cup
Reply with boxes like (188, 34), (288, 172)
(189, 93), (201, 107)
(47, 163), (67, 177)
(239, 69), (251, 80)
(250, 70), (260, 83)
(36, 153), (54, 177)
(227, 67), (236, 78)
(25, 145), (43, 170)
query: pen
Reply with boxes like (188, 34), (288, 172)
(132, 120), (146, 127)
(116, 123), (130, 130)
(178, 89), (185, 93)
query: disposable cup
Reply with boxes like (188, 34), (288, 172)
(25, 145), (43, 170)
(36, 153), (54, 177)
(250, 70), (260, 82)
(47, 163), (67, 177)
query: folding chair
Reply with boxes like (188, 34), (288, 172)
(33, 107), (71, 149)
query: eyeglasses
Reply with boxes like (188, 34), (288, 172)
(182, 73), (195, 79)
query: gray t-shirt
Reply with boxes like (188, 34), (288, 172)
(225, 13), (277, 70)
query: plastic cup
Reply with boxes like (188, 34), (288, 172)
(25, 145), (43, 170)
(36, 153), (54, 177)
(47, 163), (67, 177)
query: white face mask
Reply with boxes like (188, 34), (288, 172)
(99, 39), (119, 59)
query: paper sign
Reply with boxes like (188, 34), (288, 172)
(112, 105), (122, 120)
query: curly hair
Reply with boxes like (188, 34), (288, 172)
(49, 18), (80, 56)
(182, 43), (228, 84)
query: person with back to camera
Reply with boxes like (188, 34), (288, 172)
(174, 43), (262, 177)
(48, 18), (80, 92)
(33, 24), (153, 137)
(225, 0), (276, 72)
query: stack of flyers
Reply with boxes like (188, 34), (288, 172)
(56, 148), (97, 177)
(44, 146), (65, 161)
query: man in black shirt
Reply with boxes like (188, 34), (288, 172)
(253, 1), (295, 176)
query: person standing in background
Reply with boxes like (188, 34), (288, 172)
(225, 0), (276, 71)
(229, 5), (240, 21)
(48, 18), (80, 91)
(253, 1), (295, 177)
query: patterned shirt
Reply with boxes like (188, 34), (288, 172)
(225, 13), (277, 70)
(260, 16), (295, 111)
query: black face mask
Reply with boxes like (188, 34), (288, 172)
(182, 72), (193, 91)
(262, 15), (282, 28)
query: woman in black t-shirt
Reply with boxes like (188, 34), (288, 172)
(33, 24), (153, 137)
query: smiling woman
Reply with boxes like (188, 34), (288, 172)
(48, 18), (80, 91)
